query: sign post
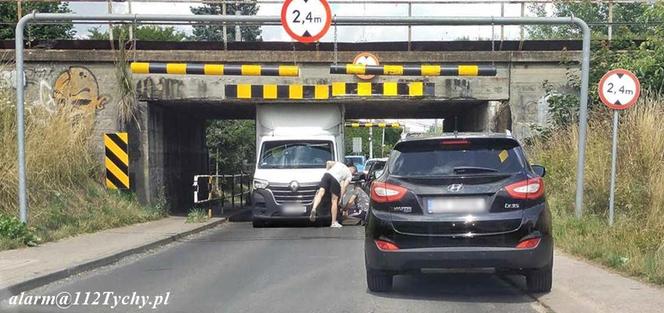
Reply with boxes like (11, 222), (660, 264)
(598, 69), (640, 225)
(281, 0), (332, 43)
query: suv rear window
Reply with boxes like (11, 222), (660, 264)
(389, 138), (526, 176)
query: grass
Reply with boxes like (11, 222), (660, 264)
(0, 73), (165, 251)
(528, 93), (664, 285)
(186, 208), (210, 224)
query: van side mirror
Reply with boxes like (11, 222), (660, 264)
(532, 165), (546, 177)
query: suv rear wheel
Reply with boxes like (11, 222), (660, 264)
(526, 258), (552, 293)
(366, 269), (393, 292)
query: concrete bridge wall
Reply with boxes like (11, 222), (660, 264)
(0, 48), (580, 211)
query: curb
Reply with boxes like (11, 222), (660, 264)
(0, 218), (226, 297)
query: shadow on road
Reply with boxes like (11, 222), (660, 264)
(370, 272), (535, 304)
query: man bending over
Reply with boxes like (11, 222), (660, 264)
(309, 161), (356, 228)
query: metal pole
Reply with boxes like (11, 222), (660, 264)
(500, 2), (505, 41)
(608, 110), (619, 225)
(222, 2), (228, 49)
(128, 0), (134, 41)
(231, 175), (235, 209)
(368, 124), (373, 159)
(519, 2), (524, 41)
(240, 173), (244, 207)
(407, 2), (412, 51)
(608, 1), (613, 41)
(574, 17), (591, 218)
(15, 15), (29, 223)
(14, 14), (592, 223)
(107, 0), (113, 41)
(381, 127), (385, 157)
(235, 1), (241, 42)
(17, 0), (22, 23)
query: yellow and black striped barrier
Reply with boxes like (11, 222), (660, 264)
(104, 132), (130, 190)
(225, 84), (331, 100)
(331, 82), (434, 97)
(346, 122), (401, 128)
(224, 82), (434, 100)
(330, 64), (497, 77)
(130, 62), (299, 77)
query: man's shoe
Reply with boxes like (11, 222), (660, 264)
(330, 221), (343, 228)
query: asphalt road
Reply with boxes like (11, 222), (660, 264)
(4, 221), (547, 313)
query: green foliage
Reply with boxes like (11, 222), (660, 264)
(0, 83), (165, 251)
(186, 208), (209, 224)
(344, 127), (402, 159)
(206, 120), (256, 174)
(0, 214), (37, 246)
(190, 3), (261, 41)
(0, 1), (74, 40)
(530, 2), (664, 138)
(527, 1), (646, 40)
(88, 25), (186, 41)
(528, 94), (664, 284)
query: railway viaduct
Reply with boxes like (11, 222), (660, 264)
(1, 40), (581, 211)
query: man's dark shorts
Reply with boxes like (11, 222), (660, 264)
(318, 173), (341, 197)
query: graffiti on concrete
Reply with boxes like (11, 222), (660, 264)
(444, 78), (472, 98)
(53, 66), (109, 110)
(136, 76), (184, 100)
(38, 80), (58, 113)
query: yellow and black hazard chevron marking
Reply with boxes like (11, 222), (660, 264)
(330, 64), (497, 77)
(330, 82), (434, 97)
(104, 132), (129, 190)
(346, 122), (401, 128)
(130, 62), (299, 77)
(224, 82), (434, 100)
(225, 84), (331, 100)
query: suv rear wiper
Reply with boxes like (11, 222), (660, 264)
(453, 166), (499, 174)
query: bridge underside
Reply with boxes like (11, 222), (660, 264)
(155, 99), (489, 118)
(137, 99), (511, 213)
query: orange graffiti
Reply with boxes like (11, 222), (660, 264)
(53, 66), (108, 110)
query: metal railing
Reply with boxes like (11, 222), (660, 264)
(193, 173), (251, 214)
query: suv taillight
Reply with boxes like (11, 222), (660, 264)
(371, 182), (407, 203)
(505, 177), (544, 200)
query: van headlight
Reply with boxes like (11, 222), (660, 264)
(253, 179), (269, 189)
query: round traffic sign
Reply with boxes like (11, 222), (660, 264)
(598, 69), (640, 110)
(281, 0), (332, 44)
(353, 52), (379, 80)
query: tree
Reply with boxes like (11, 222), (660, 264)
(88, 25), (186, 41)
(190, 2), (261, 41)
(527, 1), (647, 40)
(344, 127), (402, 159)
(206, 120), (256, 174)
(0, 1), (74, 40)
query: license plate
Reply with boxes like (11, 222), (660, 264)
(427, 197), (486, 214)
(282, 204), (306, 214)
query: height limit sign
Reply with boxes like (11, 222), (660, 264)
(599, 69), (640, 110)
(599, 69), (640, 227)
(281, 0), (332, 43)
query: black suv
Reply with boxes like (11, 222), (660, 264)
(365, 133), (552, 293)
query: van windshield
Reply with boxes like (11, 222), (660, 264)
(389, 139), (525, 177)
(259, 140), (333, 169)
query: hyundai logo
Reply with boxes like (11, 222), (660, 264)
(448, 184), (464, 192)
(289, 181), (299, 192)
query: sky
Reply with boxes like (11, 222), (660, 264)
(69, 1), (537, 41)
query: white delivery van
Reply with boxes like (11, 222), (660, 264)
(251, 103), (344, 227)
